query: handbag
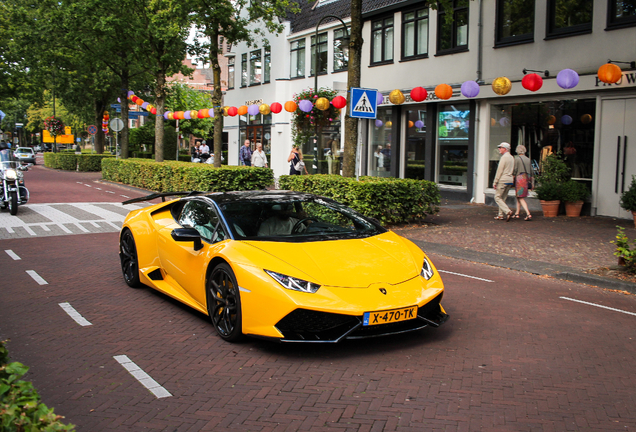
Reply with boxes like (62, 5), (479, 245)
(519, 157), (533, 190)
(294, 160), (305, 172)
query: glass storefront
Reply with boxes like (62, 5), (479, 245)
(298, 123), (341, 174)
(368, 107), (395, 177)
(437, 102), (470, 186)
(239, 113), (272, 161)
(488, 99), (596, 186)
(405, 105), (427, 179)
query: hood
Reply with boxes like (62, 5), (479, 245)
(243, 232), (422, 288)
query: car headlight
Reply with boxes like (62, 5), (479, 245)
(265, 270), (321, 293)
(5, 169), (17, 180)
(421, 257), (435, 280)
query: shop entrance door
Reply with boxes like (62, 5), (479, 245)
(596, 98), (636, 218)
(246, 126), (263, 149)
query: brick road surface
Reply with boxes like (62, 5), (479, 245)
(1, 234), (635, 431)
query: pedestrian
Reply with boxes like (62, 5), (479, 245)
(199, 140), (209, 155)
(287, 145), (308, 175)
(512, 145), (533, 221)
(251, 142), (268, 168)
(190, 143), (200, 162)
(492, 142), (515, 221)
(240, 140), (252, 166)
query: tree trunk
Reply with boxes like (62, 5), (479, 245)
(120, 73), (129, 159)
(210, 30), (223, 168)
(154, 69), (166, 162)
(342, 0), (363, 178)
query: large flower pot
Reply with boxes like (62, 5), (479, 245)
(565, 200), (584, 217)
(540, 200), (560, 217)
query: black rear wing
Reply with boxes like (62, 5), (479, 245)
(122, 191), (204, 206)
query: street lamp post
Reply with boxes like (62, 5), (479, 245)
(313, 15), (350, 174)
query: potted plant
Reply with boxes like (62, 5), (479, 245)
(561, 180), (590, 217)
(620, 175), (636, 227)
(533, 181), (561, 217)
(534, 153), (570, 217)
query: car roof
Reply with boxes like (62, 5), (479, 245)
(202, 190), (321, 205)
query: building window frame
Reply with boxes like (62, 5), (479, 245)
(436, 0), (469, 55)
(264, 47), (271, 83)
(545, 0), (593, 39)
(333, 27), (350, 72)
(290, 39), (305, 79)
(241, 53), (247, 87)
(402, 7), (429, 60)
(495, 0), (535, 47)
(371, 15), (394, 66)
(310, 32), (328, 77)
(249, 49), (262, 85)
(606, 0), (636, 29)
(227, 57), (235, 90)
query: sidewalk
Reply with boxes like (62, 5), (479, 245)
(396, 199), (636, 294)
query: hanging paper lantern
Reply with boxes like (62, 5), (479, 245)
(131, 96), (139, 103)
(247, 104), (260, 115)
(190, 110), (199, 118)
(461, 81), (480, 98)
(435, 84), (453, 100)
(415, 120), (424, 129)
(146, 104), (154, 110)
(197, 111), (205, 119)
(376, 92), (384, 106)
(270, 102), (283, 114)
(557, 69), (579, 89)
(598, 63), (622, 84)
(385, 121), (393, 128)
(491, 118), (496, 127)
(226, 107), (237, 117)
(410, 87), (428, 102)
(237, 105), (248, 116)
(284, 101), (297, 112)
(117, 98), (121, 103)
(315, 97), (330, 111)
(141, 102), (149, 109)
(499, 117), (510, 127)
(298, 99), (313, 112)
(492, 77), (512, 95)
(332, 95), (347, 109)
(150, 108), (157, 115)
(522, 73), (543, 92)
(222, 106), (230, 116)
(547, 115), (556, 125)
(163, 112), (170, 120)
(408, 121), (414, 128)
(375, 119), (383, 127)
(127, 91), (134, 98)
(259, 104), (271, 115)
(168, 113), (174, 120)
(184, 111), (192, 120)
(208, 108), (215, 118)
(581, 114), (593, 124)
(561, 115), (573, 125)
(389, 89), (405, 105)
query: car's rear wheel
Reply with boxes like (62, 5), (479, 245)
(207, 263), (243, 342)
(120, 229), (142, 287)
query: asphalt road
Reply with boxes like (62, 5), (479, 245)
(1, 162), (635, 431)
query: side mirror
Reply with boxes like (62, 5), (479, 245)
(171, 228), (203, 251)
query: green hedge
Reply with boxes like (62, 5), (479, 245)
(278, 174), (440, 225)
(102, 158), (274, 192)
(1, 340), (75, 431)
(43, 152), (115, 171)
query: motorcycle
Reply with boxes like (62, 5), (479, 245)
(0, 161), (30, 216)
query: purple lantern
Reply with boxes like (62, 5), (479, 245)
(376, 92), (384, 106)
(561, 115), (573, 125)
(298, 100), (313, 113)
(375, 119), (383, 127)
(499, 117), (510, 127)
(557, 69), (579, 89)
(208, 108), (215, 118)
(117, 97), (121, 103)
(163, 112), (170, 120)
(141, 102), (149, 109)
(248, 104), (260, 115)
(415, 120), (424, 128)
(461, 81), (480, 98)
(127, 91), (134, 98)
(184, 111), (192, 120)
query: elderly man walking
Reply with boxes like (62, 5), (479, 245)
(493, 142), (515, 221)
(240, 140), (252, 166)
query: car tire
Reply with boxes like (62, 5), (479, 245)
(9, 191), (18, 216)
(119, 229), (142, 288)
(207, 263), (243, 342)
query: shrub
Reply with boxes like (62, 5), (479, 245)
(43, 152), (115, 171)
(536, 152), (570, 185)
(102, 158), (274, 192)
(1, 340), (75, 431)
(620, 176), (636, 212)
(560, 180), (590, 203)
(533, 181), (562, 201)
(612, 226), (636, 273)
(278, 174), (440, 225)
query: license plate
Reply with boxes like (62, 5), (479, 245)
(20, 154), (27, 157)
(363, 306), (417, 326)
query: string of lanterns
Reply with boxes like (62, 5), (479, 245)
(122, 62), (622, 123)
(102, 111), (109, 133)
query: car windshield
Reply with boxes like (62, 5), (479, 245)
(219, 197), (385, 242)
(17, 148), (33, 153)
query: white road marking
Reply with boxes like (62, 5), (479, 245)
(41, 224), (51, 231)
(74, 222), (90, 233)
(84, 184), (92, 187)
(113, 355), (172, 398)
(59, 302), (92, 326)
(95, 187), (102, 190)
(105, 191), (115, 194)
(57, 224), (73, 234)
(120, 195), (130, 199)
(23, 225), (36, 236)
(560, 297), (636, 317)
(438, 269), (494, 282)
(5, 249), (21, 260)
(26, 270), (48, 285)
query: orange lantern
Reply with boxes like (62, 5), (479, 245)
(491, 118), (497, 127)
(284, 101), (298, 112)
(315, 97), (330, 111)
(581, 114), (593, 124)
(237, 105), (248, 116)
(597, 63), (622, 84)
(547, 115), (556, 125)
(135, 98), (144, 106)
(389, 89), (405, 105)
(435, 84), (453, 100)
(492, 77), (512, 95)
(408, 121), (414, 128)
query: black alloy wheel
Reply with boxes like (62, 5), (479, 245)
(8, 191), (18, 216)
(207, 263), (243, 342)
(120, 229), (142, 287)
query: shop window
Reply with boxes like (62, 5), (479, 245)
(310, 32), (328, 76)
(495, 0), (535, 46)
(241, 53), (247, 87)
(405, 107), (427, 180)
(333, 28), (350, 71)
(371, 16), (394, 65)
(607, 0), (636, 29)
(227, 57), (235, 90)
(546, 0), (593, 38)
(402, 8), (429, 59)
(369, 108), (394, 177)
(438, 103), (470, 186)
(487, 100), (596, 188)
(290, 39), (305, 78)
(249, 50), (261, 85)
(264, 47), (271, 83)
(437, 0), (469, 54)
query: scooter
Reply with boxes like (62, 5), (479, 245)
(0, 161), (30, 215)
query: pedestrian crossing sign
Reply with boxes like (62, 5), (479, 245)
(350, 88), (378, 119)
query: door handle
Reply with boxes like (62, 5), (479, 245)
(615, 136), (621, 194)
(621, 136), (628, 193)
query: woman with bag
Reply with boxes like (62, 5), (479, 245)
(287, 145), (308, 175)
(513, 145), (533, 221)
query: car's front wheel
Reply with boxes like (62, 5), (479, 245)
(119, 229), (142, 288)
(207, 263), (243, 342)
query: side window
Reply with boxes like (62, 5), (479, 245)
(178, 201), (227, 243)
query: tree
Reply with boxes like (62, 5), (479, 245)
(165, 82), (215, 141)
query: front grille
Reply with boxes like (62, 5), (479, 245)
(276, 309), (360, 341)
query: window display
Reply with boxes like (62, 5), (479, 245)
(437, 103), (470, 186)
